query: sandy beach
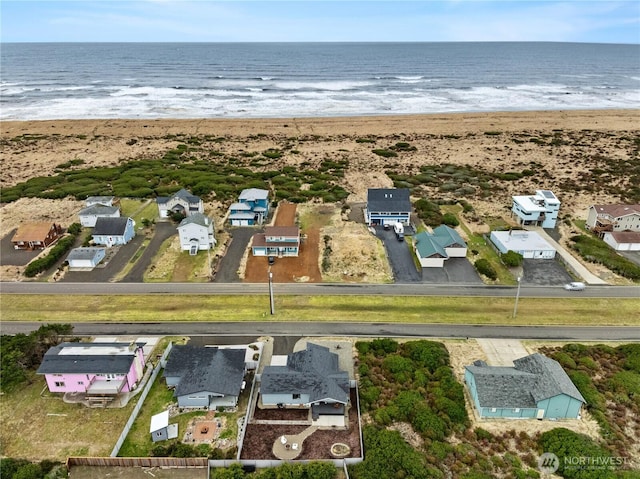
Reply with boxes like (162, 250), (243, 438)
(1, 109), (638, 239)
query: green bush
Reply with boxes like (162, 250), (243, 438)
(442, 213), (460, 227)
(24, 235), (77, 278)
(501, 250), (523, 267)
(570, 234), (640, 280)
(372, 149), (398, 158)
(474, 258), (497, 280)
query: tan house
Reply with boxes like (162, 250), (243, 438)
(11, 222), (63, 250)
(586, 204), (640, 237)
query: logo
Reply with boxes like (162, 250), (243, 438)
(538, 452), (560, 474)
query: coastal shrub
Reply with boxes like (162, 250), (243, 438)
(24, 235), (77, 278)
(414, 198), (444, 227)
(262, 149), (282, 159)
(372, 148), (398, 158)
(501, 251), (523, 267)
(474, 258), (497, 281)
(442, 213), (460, 227)
(569, 234), (640, 280)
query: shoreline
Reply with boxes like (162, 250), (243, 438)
(2, 109), (639, 138)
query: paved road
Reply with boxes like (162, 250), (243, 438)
(2, 321), (640, 340)
(2, 281), (638, 298)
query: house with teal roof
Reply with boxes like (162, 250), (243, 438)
(413, 225), (467, 268)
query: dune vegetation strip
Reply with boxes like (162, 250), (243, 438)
(2, 294), (639, 325)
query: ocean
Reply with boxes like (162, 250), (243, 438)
(1, 42), (638, 120)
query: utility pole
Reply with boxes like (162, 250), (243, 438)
(268, 270), (275, 315)
(513, 275), (522, 319)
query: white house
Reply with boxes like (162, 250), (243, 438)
(365, 188), (412, 226)
(511, 190), (560, 229)
(156, 188), (204, 219)
(177, 213), (215, 255)
(78, 205), (120, 227)
(586, 204), (640, 238)
(66, 247), (106, 270)
(603, 231), (640, 251)
(490, 230), (556, 259)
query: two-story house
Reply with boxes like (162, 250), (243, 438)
(365, 188), (411, 226)
(251, 226), (300, 257)
(229, 188), (270, 226)
(177, 213), (216, 255)
(11, 222), (63, 250)
(78, 204), (121, 227)
(37, 341), (146, 398)
(156, 188), (204, 219)
(511, 190), (560, 228)
(586, 204), (640, 237)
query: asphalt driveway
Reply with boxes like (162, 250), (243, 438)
(522, 258), (573, 286)
(421, 257), (482, 284)
(121, 222), (176, 282)
(213, 227), (260, 283)
(1, 228), (48, 266)
(375, 226), (422, 283)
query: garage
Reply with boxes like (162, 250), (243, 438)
(66, 247), (106, 270)
(603, 231), (640, 251)
(490, 230), (556, 259)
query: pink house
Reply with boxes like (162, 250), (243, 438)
(37, 342), (146, 396)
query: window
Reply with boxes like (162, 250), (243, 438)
(54, 381), (65, 387)
(292, 393), (300, 400)
(514, 408), (520, 413)
(78, 381), (84, 385)
(490, 408), (497, 413)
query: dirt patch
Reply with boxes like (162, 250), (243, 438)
(253, 403), (309, 421)
(273, 201), (297, 226)
(68, 466), (207, 479)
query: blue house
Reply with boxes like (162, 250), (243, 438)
(92, 217), (135, 247)
(251, 226), (300, 257)
(465, 353), (585, 419)
(365, 188), (411, 226)
(163, 345), (246, 409)
(229, 188), (269, 226)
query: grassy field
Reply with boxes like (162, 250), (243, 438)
(2, 294), (639, 325)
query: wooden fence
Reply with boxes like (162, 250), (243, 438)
(67, 456), (207, 467)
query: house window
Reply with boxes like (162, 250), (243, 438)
(78, 381), (84, 385)
(514, 408), (520, 413)
(55, 381), (65, 387)
(156, 432), (163, 437)
(491, 408), (497, 413)
(293, 393), (300, 400)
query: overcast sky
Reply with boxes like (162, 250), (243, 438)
(1, 1), (638, 43)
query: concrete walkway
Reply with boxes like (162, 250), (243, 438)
(530, 227), (608, 285)
(476, 338), (529, 366)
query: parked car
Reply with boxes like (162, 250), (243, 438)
(564, 282), (586, 291)
(268, 255), (275, 265)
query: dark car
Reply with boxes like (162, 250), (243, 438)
(268, 255), (275, 265)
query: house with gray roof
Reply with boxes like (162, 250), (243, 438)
(66, 247), (106, 270)
(229, 188), (270, 226)
(85, 196), (116, 208)
(156, 188), (204, 219)
(37, 341), (146, 398)
(78, 204), (121, 227)
(414, 225), (467, 268)
(365, 188), (411, 226)
(163, 345), (246, 409)
(177, 213), (216, 255)
(260, 343), (350, 421)
(464, 353), (585, 419)
(92, 217), (135, 247)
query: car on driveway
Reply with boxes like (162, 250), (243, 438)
(564, 281), (586, 291)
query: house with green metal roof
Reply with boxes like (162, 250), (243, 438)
(465, 353), (585, 419)
(413, 225), (467, 268)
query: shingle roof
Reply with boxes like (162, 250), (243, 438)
(592, 204), (640, 218)
(178, 213), (213, 228)
(66, 247), (105, 261)
(93, 217), (131, 235)
(78, 205), (119, 216)
(229, 202), (252, 211)
(367, 188), (411, 213)
(261, 343), (349, 404)
(172, 188), (201, 203)
(265, 226), (300, 237)
(239, 188), (269, 201)
(12, 223), (59, 242)
(466, 353), (585, 409)
(608, 231), (640, 243)
(85, 196), (114, 205)
(37, 342), (139, 375)
(164, 346), (245, 397)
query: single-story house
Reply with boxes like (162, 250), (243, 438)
(511, 190), (560, 229)
(163, 345), (246, 409)
(465, 353), (585, 419)
(229, 188), (269, 226)
(586, 204), (640, 237)
(603, 231), (640, 251)
(78, 204), (121, 227)
(251, 226), (300, 257)
(92, 217), (135, 247)
(365, 188), (411, 226)
(260, 343), (350, 422)
(37, 341), (146, 396)
(414, 225), (468, 268)
(150, 410), (178, 442)
(157, 188), (204, 219)
(85, 196), (115, 208)
(11, 222), (63, 250)
(490, 230), (556, 259)
(66, 247), (106, 270)
(177, 213), (216, 255)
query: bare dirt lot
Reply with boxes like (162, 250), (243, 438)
(68, 466), (207, 479)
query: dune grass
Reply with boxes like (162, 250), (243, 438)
(2, 294), (639, 325)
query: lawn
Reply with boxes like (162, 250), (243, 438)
(2, 294), (639, 325)
(120, 199), (158, 227)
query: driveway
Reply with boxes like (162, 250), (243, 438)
(1, 228), (48, 266)
(213, 227), (259, 283)
(375, 226), (421, 283)
(121, 222), (176, 282)
(522, 258), (573, 286)
(421, 257), (483, 284)
(476, 338), (529, 366)
(61, 234), (145, 283)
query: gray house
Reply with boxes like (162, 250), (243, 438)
(465, 353), (585, 419)
(365, 188), (411, 226)
(163, 345), (246, 409)
(78, 204), (120, 227)
(261, 343), (350, 419)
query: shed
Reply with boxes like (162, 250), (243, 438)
(150, 410), (178, 442)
